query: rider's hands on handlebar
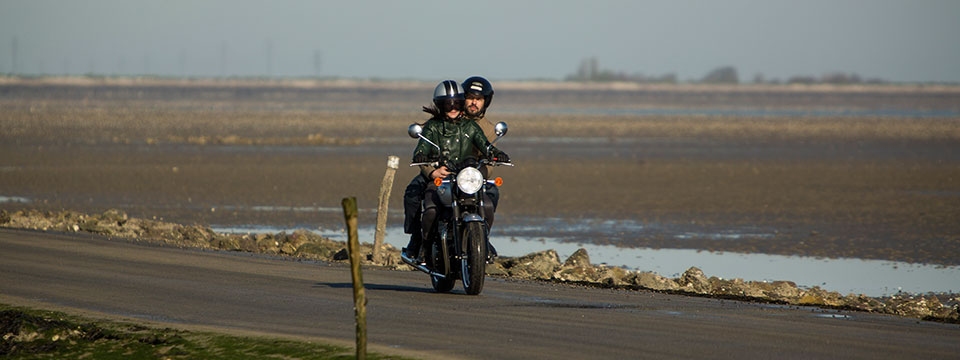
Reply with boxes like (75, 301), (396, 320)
(430, 166), (451, 179)
(491, 149), (510, 163)
(413, 152), (434, 163)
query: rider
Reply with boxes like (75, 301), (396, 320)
(462, 76), (502, 257)
(402, 80), (509, 261)
(462, 76), (498, 200)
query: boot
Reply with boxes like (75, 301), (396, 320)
(403, 231), (421, 260)
(487, 240), (498, 261)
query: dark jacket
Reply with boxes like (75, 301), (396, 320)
(413, 116), (497, 180)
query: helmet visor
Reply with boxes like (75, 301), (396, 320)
(438, 98), (464, 113)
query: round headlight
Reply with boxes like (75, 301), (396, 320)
(456, 167), (484, 194)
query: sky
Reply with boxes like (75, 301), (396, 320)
(1, 0), (959, 83)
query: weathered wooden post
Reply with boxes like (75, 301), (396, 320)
(372, 156), (399, 263)
(341, 197), (366, 360)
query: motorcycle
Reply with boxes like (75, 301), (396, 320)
(400, 121), (512, 295)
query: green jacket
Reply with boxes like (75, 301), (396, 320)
(413, 116), (498, 179)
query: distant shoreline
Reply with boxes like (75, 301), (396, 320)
(2, 74), (959, 94)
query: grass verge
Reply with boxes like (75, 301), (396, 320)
(0, 304), (411, 360)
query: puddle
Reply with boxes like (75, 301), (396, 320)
(815, 314), (853, 319)
(211, 224), (960, 298)
(0, 195), (31, 204)
(495, 217), (776, 242)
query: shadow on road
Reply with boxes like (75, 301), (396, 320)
(314, 282), (438, 293)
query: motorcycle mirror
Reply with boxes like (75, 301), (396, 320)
(494, 122), (508, 137)
(409, 123), (441, 152)
(408, 123), (423, 139)
(488, 122), (509, 150)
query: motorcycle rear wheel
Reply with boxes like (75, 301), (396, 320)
(461, 221), (487, 295)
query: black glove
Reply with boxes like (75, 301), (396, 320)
(491, 149), (510, 162)
(412, 153), (433, 163)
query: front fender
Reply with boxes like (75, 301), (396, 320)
(461, 213), (484, 223)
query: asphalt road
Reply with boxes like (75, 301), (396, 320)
(2, 228), (958, 359)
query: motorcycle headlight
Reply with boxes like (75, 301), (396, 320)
(456, 167), (484, 194)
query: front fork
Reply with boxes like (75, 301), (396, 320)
(434, 178), (498, 273)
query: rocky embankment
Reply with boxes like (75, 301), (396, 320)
(2, 209), (957, 323)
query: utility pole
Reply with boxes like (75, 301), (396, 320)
(143, 53), (150, 75)
(313, 49), (322, 78)
(265, 39), (273, 77)
(220, 41), (227, 77)
(11, 36), (18, 74)
(179, 49), (186, 77)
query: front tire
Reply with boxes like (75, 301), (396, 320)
(461, 221), (487, 295)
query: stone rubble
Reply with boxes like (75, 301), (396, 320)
(2, 208), (957, 323)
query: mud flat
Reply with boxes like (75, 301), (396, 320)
(2, 78), (959, 297)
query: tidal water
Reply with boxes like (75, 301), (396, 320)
(211, 222), (960, 298)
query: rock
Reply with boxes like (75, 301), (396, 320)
(376, 249), (406, 268)
(498, 250), (561, 280)
(841, 293), (884, 312)
(485, 261), (509, 276)
(289, 230), (312, 249)
(294, 242), (337, 260)
(597, 267), (630, 287)
(797, 287), (843, 307)
(279, 243), (297, 255)
(554, 265), (598, 283)
(885, 295), (950, 319)
(256, 236), (280, 254)
(0, 210), (10, 224)
(553, 248), (598, 282)
(178, 225), (212, 248)
(236, 236), (259, 253)
(678, 267), (712, 293)
(332, 248), (349, 261)
(631, 272), (680, 291)
(78, 219), (112, 235)
(710, 278), (765, 298)
(101, 209), (128, 225)
(762, 281), (801, 300)
(209, 235), (241, 251)
(563, 248), (591, 267)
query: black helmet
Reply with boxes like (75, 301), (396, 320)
(433, 80), (465, 113)
(462, 76), (494, 113)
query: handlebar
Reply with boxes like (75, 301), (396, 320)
(484, 160), (514, 167)
(410, 160), (514, 168)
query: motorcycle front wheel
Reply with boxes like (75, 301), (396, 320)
(430, 240), (455, 293)
(461, 221), (487, 295)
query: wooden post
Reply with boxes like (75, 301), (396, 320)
(342, 197), (366, 360)
(372, 156), (399, 263)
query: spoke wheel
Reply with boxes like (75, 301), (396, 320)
(461, 222), (487, 295)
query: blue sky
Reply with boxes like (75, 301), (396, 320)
(2, 0), (958, 82)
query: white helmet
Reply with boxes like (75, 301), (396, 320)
(432, 80), (465, 113)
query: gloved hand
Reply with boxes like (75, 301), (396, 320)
(412, 153), (433, 163)
(491, 149), (510, 163)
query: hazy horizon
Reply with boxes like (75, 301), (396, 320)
(2, 0), (959, 83)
